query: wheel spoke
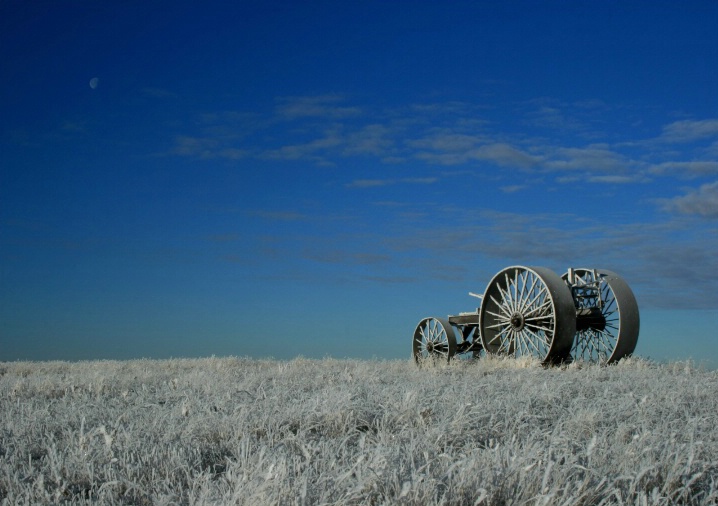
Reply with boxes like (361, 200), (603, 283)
(523, 326), (549, 350)
(520, 288), (549, 317)
(503, 331), (514, 350)
(597, 329), (617, 349)
(490, 295), (512, 317)
(524, 321), (554, 334)
(503, 272), (515, 313)
(602, 295), (617, 314)
(485, 309), (511, 322)
(512, 269), (524, 312)
(498, 277), (516, 314)
(485, 321), (511, 330)
(517, 272), (539, 314)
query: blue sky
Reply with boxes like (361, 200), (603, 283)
(2, 1), (717, 366)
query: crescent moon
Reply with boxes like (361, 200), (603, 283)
(89, 77), (99, 89)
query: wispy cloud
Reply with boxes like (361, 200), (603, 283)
(662, 181), (718, 219)
(381, 207), (718, 308)
(169, 135), (251, 160)
(261, 129), (343, 162)
(413, 136), (538, 168)
(403, 177), (438, 184)
(346, 179), (389, 188)
(586, 174), (645, 184)
(470, 143), (538, 168)
(648, 161), (718, 178)
(250, 210), (307, 221)
(410, 132), (487, 153)
(500, 185), (526, 193)
(342, 124), (396, 157)
(170, 136), (220, 158)
(543, 145), (632, 173)
(526, 105), (586, 133)
(207, 233), (241, 243)
(345, 177), (438, 188)
(166, 96), (718, 196)
(660, 119), (718, 143)
(275, 95), (362, 120)
(304, 250), (391, 265)
(521, 98), (612, 140)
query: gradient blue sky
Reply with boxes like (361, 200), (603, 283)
(2, 1), (717, 366)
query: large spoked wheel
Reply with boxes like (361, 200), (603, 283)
(413, 317), (457, 364)
(562, 269), (640, 364)
(479, 266), (576, 364)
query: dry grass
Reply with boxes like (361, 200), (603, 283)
(1, 355), (717, 504)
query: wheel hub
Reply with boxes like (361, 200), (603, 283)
(510, 312), (525, 330)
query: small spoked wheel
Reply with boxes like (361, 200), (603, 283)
(413, 317), (457, 364)
(562, 269), (639, 364)
(479, 266), (576, 364)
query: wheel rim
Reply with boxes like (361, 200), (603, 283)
(413, 317), (456, 363)
(563, 269), (640, 363)
(479, 266), (575, 363)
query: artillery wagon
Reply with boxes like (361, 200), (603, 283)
(413, 266), (639, 365)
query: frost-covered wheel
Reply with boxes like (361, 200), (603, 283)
(562, 269), (640, 364)
(479, 266), (576, 364)
(413, 317), (457, 364)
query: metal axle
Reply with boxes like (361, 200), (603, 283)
(575, 307), (606, 332)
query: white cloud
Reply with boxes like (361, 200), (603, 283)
(342, 124), (395, 157)
(586, 175), (643, 184)
(660, 119), (718, 143)
(275, 95), (362, 120)
(663, 181), (718, 218)
(261, 128), (343, 161)
(500, 185), (526, 193)
(166, 99), (717, 204)
(410, 132), (486, 153)
(304, 250), (391, 265)
(402, 177), (438, 184)
(648, 161), (718, 178)
(345, 177), (438, 188)
(382, 207), (718, 308)
(346, 179), (390, 188)
(171, 136), (219, 158)
(250, 210), (307, 221)
(543, 145), (630, 173)
(468, 143), (538, 168)
(412, 135), (537, 168)
(526, 105), (584, 132)
(217, 148), (249, 160)
(160, 98), (718, 311)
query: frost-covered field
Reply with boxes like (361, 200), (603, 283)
(1, 356), (717, 505)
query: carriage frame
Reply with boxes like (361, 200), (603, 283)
(412, 265), (640, 365)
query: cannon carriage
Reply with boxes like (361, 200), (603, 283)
(413, 265), (639, 365)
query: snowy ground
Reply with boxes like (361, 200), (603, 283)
(1, 356), (717, 505)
